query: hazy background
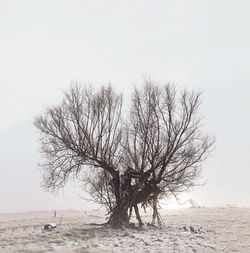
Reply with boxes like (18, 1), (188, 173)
(0, 0), (249, 213)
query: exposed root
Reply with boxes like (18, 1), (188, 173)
(88, 222), (108, 226)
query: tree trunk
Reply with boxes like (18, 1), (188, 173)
(107, 175), (159, 228)
(107, 203), (129, 228)
(134, 204), (143, 227)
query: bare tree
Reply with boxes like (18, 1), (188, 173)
(35, 81), (214, 228)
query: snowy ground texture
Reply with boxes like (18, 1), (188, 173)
(0, 207), (249, 252)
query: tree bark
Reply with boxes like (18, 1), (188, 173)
(107, 204), (129, 228)
(134, 204), (143, 227)
(107, 181), (157, 228)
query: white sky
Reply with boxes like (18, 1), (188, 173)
(0, 0), (249, 212)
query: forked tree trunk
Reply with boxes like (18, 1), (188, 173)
(107, 184), (157, 228)
(107, 204), (145, 228)
(106, 171), (161, 228)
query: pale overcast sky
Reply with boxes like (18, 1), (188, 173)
(0, 0), (249, 212)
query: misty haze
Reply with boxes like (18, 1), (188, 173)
(0, 0), (249, 252)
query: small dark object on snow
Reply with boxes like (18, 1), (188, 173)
(147, 222), (157, 227)
(44, 223), (57, 231)
(197, 226), (203, 233)
(190, 226), (196, 233)
(189, 226), (196, 233)
(183, 226), (188, 231)
(190, 226), (204, 233)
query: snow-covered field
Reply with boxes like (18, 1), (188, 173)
(0, 207), (249, 252)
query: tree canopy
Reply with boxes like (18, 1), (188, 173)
(35, 81), (214, 227)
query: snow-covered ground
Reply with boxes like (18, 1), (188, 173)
(0, 207), (249, 252)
